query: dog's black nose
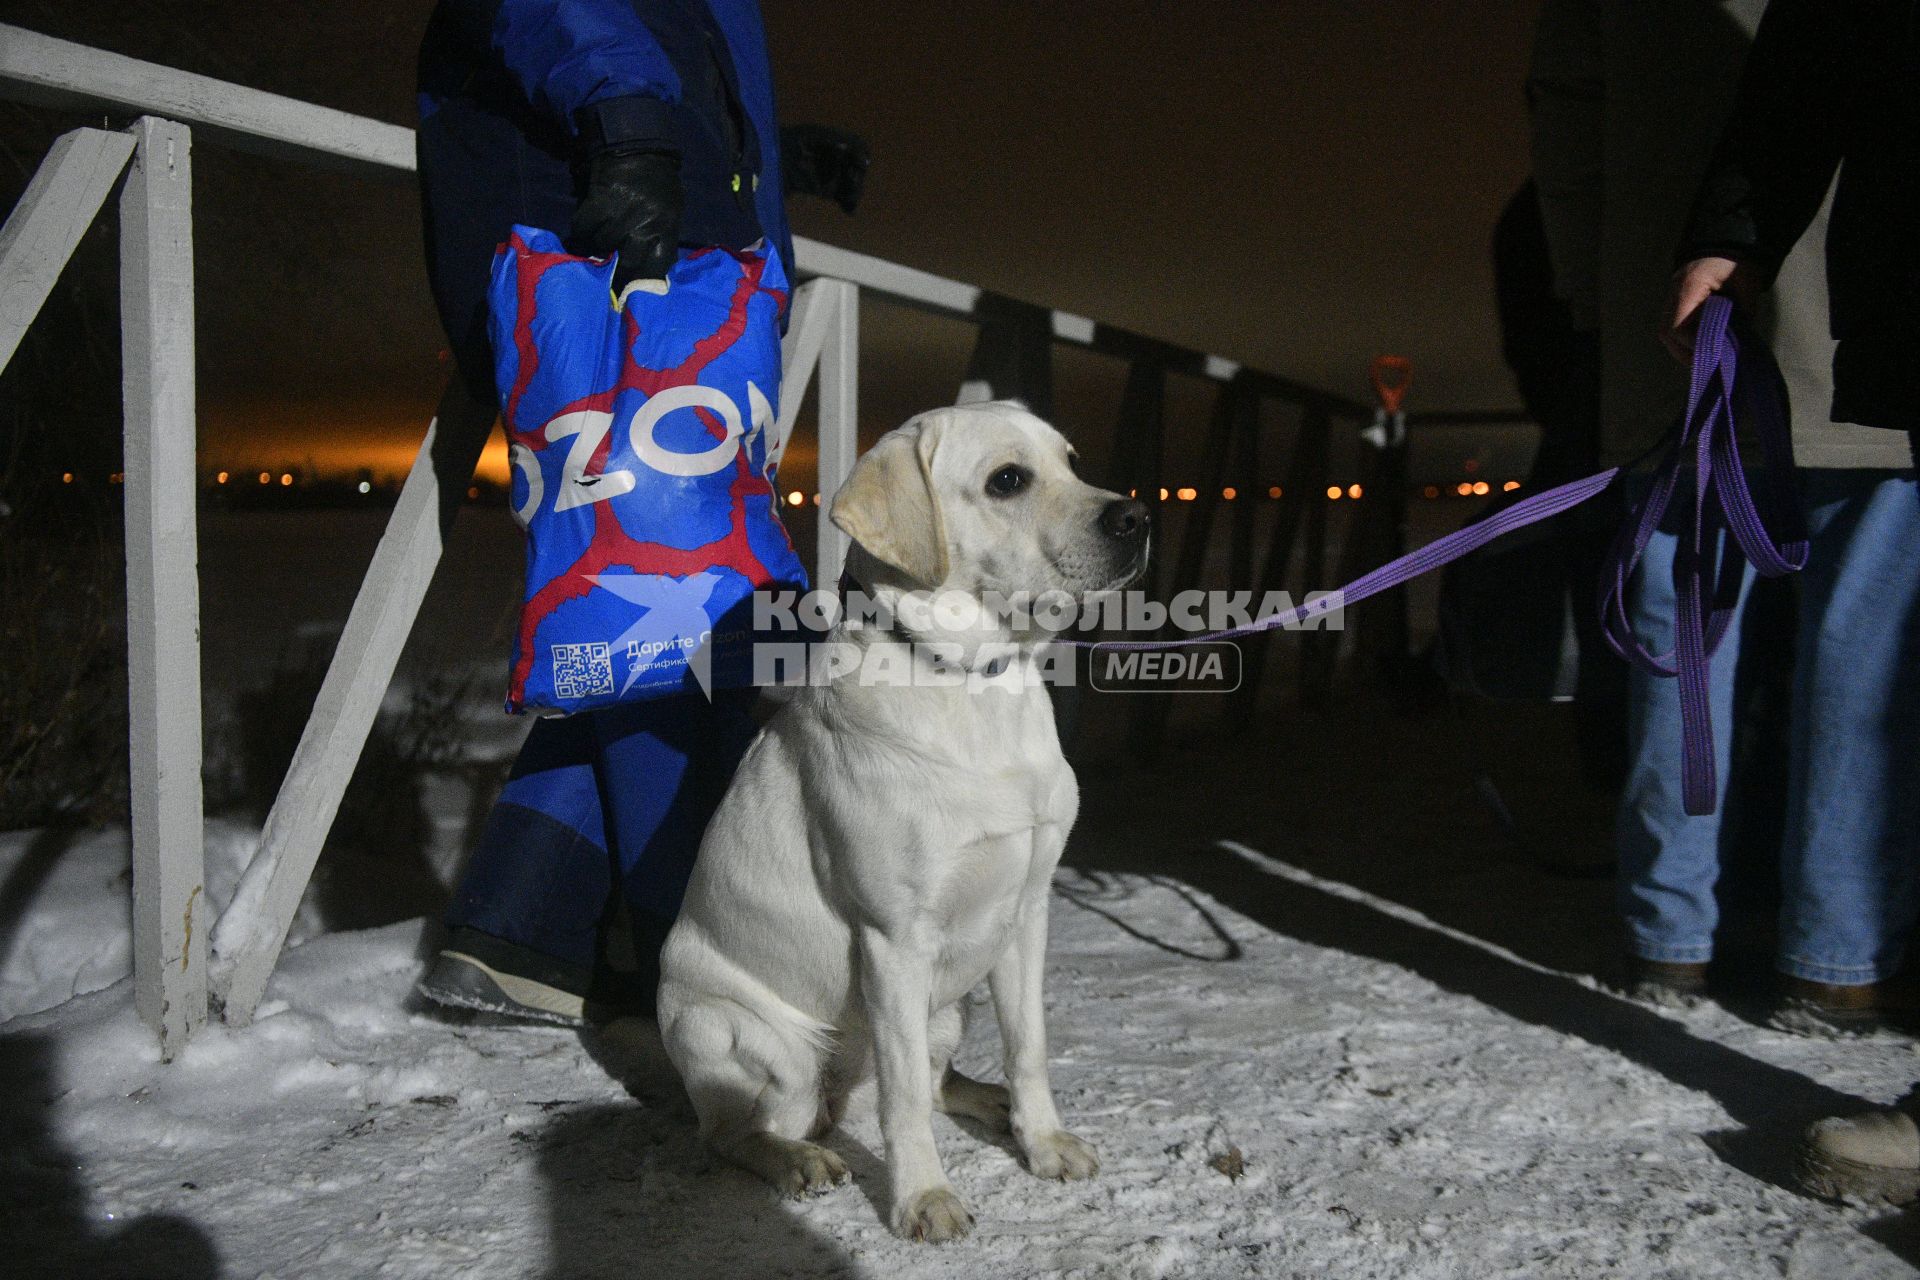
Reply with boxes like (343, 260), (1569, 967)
(1100, 498), (1150, 541)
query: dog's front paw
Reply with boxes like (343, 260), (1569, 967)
(892, 1184), (974, 1243)
(1022, 1129), (1100, 1181)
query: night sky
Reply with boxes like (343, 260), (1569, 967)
(2, 0), (1542, 487)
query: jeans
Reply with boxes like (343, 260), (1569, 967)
(1617, 469), (1920, 983)
(446, 691), (759, 976)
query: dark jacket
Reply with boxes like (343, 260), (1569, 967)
(1683, 0), (1920, 432)
(417, 0), (790, 397)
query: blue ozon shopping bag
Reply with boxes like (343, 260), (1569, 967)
(488, 226), (808, 713)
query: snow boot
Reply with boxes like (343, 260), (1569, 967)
(1798, 1106), (1920, 1205)
(1620, 958), (1709, 1009)
(1770, 976), (1920, 1038)
(418, 927), (596, 1027)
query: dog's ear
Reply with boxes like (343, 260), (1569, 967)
(830, 417), (950, 587)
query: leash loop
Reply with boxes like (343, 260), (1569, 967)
(1595, 294), (1808, 814)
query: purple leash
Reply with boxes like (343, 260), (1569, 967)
(1082, 465), (1619, 650)
(1596, 293), (1807, 815)
(1071, 296), (1804, 821)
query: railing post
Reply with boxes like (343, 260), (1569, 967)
(120, 115), (206, 1059)
(1231, 402), (1332, 729)
(1296, 410), (1338, 709)
(1229, 386), (1261, 587)
(1135, 374), (1251, 747)
(1339, 417), (1412, 679)
(1105, 357), (1169, 759)
(812, 278), (858, 586)
(957, 295), (1053, 417)
(1109, 357), (1167, 596)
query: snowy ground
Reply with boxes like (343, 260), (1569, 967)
(7, 836), (1920, 1278)
(9, 508), (1919, 1275)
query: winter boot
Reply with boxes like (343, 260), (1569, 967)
(1798, 1106), (1920, 1205)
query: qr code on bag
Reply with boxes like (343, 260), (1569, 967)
(551, 642), (614, 699)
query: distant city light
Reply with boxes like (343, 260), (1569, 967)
(1176, 487), (1197, 502)
(1472, 481), (1490, 496)
(1158, 487), (1169, 501)
(280, 473), (293, 487)
(110, 472), (123, 484)
(1423, 485), (1440, 499)
(1463, 458), (1480, 474)
(1221, 486), (1237, 501)
(811, 493), (821, 506)
(1456, 482), (1473, 496)
(216, 470), (229, 484)
(1347, 483), (1363, 500)
(786, 490), (804, 507)
(259, 472), (271, 485)
(61, 472), (73, 484)
(467, 486), (480, 500)
(1268, 485), (1282, 499)
(1325, 485), (1342, 500)
(1503, 479), (1521, 492)
(358, 480), (372, 494)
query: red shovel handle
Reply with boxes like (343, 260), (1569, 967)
(1370, 355), (1413, 414)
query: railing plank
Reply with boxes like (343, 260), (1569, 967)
(775, 278), (834, 467)
(791, 235), (978, 315)
(0, 23), (415, 176)
(209, 379), (496, 1024)
(121, 117), (206, 1059)
(0, 126), (133, 371)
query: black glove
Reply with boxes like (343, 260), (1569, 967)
(569, 148), (683, 294)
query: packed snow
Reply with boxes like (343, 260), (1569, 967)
(5, 830), (1919, 1278)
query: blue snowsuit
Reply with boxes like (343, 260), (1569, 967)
(415, 0), (788, 990)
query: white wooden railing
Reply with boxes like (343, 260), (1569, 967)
(0, 23), (1375, 1057)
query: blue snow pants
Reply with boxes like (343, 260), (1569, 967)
(446, 692), (759, 975)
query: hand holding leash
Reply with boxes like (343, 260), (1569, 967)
(1664, 255), (1760, 362)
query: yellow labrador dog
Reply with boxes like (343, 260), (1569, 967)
(657, 400), (1150, 1242)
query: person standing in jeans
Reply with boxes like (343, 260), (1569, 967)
(1530, 0), (1920, 1031)
(1664, 0), (1920, 1036)
(1658, 0), (1920, 1203)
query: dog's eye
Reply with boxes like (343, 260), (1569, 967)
(985, 465), (1030, 498)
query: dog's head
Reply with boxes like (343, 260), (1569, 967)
(830, 401), (1150, 607)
